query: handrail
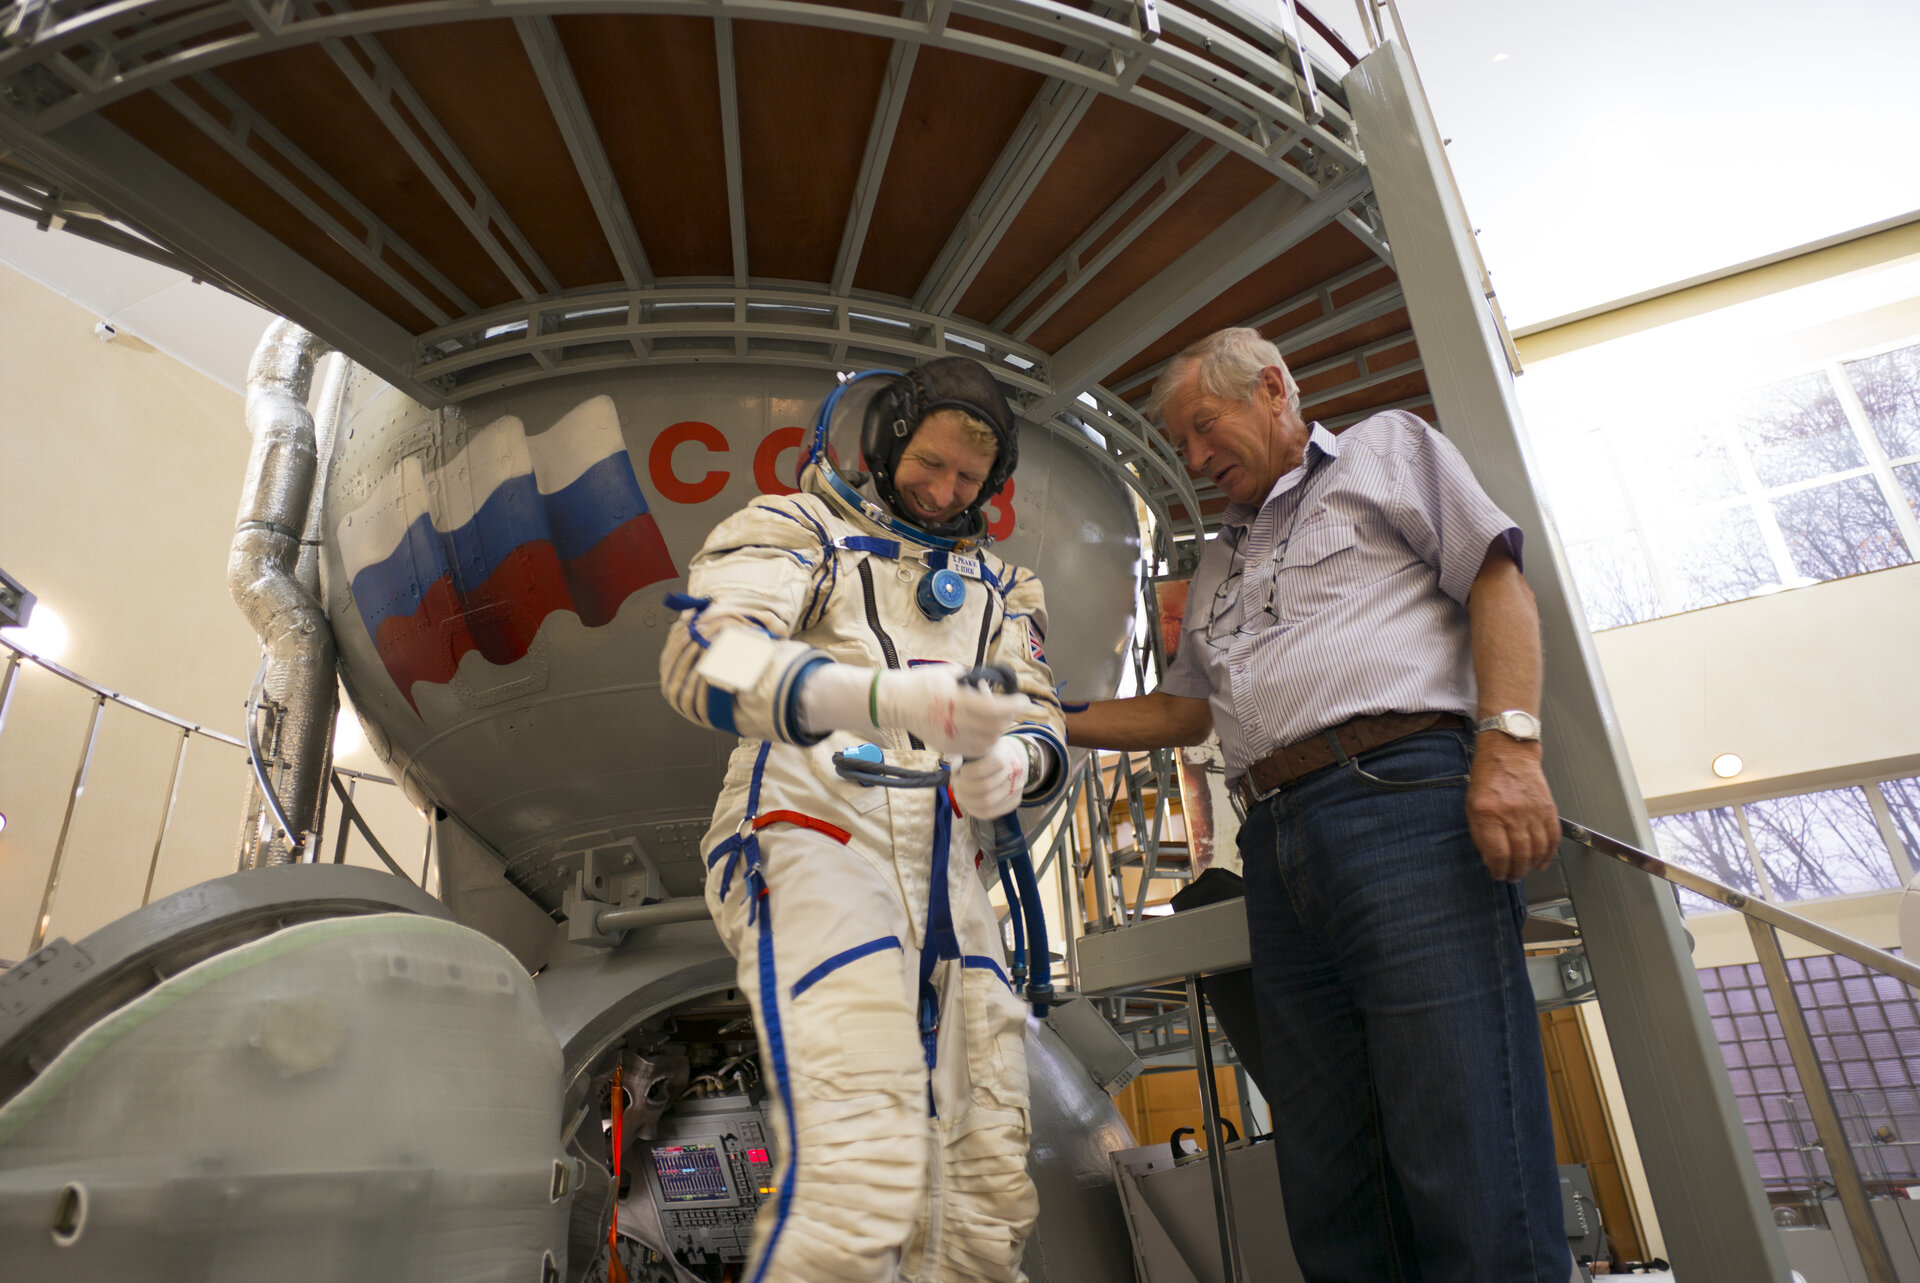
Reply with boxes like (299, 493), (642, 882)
(1560, 819), (1920, 992)
(1, 636), (395, 786)
(1561, 818), (1912, 1282)
(2, 635), (246, 747)
(0, 635), (411, 947)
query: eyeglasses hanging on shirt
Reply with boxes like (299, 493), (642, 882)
(1202, 449), (1330, 645)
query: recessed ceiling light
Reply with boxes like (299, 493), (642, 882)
(1712, 753), (1744, 779)
(1492, 52), (1510, 62)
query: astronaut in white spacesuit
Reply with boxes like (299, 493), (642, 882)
(660, 357), (1067, 1283)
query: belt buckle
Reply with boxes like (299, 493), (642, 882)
(1236, 771), (1283, 809)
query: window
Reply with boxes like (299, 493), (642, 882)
(1650, 807), (1756, 915)
(1653, 775), (1917, 914)
(1771, 475), (1911, 581)
(1882, 778), (1920, 866)
(1729, 372), (1862, 487)
(1848, 344), (1920, 460)
(1563, 535), (1659, 629)
(1744, 787), (1898, 901)
(1546, 338), (1920, 630)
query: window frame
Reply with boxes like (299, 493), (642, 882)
(1559, 333), (1920, 630)
(1651, 770), (1920, 916)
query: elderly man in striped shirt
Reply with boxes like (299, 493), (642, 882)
(1065, 326), (1571, 1282)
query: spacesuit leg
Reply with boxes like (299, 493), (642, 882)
(709, 822), (931, 1283)
(908, 859), (1037, 1282)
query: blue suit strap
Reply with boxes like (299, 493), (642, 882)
(835, 535), (901, 559)
(962, 955), (1011, 987)
(790, 936), (904, 1000)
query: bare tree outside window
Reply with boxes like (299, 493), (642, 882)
(1771, 475), (1914, 581)
(1565, 534), (1661, 629)
(1745, 787), (1898, 901)
(1651, 807), (1758, 915)
(1847, 342), (1920, 460)
(1896, 463), (1920, 526)
(1654, 504), (1779, 610)
(1882, 777), (1920, 872)
(1540, 335), (1920, 634)
(1537, 429), (1634, 542)
(1730, 371), (1864, 487)
(1619, 415), (1744, 508)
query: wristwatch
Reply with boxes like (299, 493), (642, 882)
(1475, 709), (1542, 743)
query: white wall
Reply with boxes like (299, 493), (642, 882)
(1595, 564), (1920, 810)
(0, 262), (426, 963)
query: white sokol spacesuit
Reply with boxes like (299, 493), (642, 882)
(660, 363), (1067, 1283)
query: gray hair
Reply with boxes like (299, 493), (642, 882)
(1143, 327), (1301, 424)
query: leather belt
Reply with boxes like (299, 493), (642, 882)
(1234, 711), (1471, 807)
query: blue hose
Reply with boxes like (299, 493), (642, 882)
(995, 815), (1054, 1017)
(827, 664), (1053, 1014)
(997, 858), (1028, 992)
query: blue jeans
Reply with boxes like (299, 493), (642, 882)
(1237, 728), (1570, 1283)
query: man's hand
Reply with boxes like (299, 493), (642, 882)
(951, 737), (1030, 818)
(877, 668), (1028, 759)
(1465, 734), (1558, 882)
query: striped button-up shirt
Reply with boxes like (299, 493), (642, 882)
(1160, 410), (1521, 779)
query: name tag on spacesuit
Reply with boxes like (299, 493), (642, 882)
(943, 554), (983, 580)
(695, 626), (781, 693)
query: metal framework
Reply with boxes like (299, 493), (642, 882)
(0, 0), (1364, 187)
(832, 33), (919, 295)
(515, 14), (652, 288)
(711, 15), (749, 289)
(319, 17), (560, 300)
(1031, 164), (1374, 422)
(0, 156), (204, 277)
(914, 53), (1104, 316)
(997, 129), (1228, 340)
(0, 636), (417, 951)
(0, 0), (1394, 565)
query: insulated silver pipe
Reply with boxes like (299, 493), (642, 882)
(297, 353), (350, 859)
(229, 320), (334, 867)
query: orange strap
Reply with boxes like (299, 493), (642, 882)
(753, 810), (852, 844)
(608, 1066), (628, 1283)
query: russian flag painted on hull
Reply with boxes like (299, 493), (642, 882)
(337, 395), (677, 711)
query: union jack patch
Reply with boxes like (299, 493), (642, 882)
(1027, 619), (1046, 665)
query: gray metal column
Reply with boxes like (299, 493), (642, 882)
(1344, 41), (1788, 1280)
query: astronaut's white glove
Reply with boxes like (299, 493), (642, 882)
(951, 736), (1032, 818)
(799, 663), (1026, 759)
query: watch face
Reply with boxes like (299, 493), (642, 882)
(1505, 711), (1541, 739)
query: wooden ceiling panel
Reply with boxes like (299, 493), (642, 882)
(1103, 220), (1376, 388)
(377, 18), (622, 290)
(954, 92), (1186, 324)
(209, 45), (518, 311)
(1306, 369), (1428, 422)
(852, 44), (1047, 299)
(1285, 306), (1411, 368)
(1296, 356), (1359, 398)
(735, 19), (893, 283)
(1167, 494), (1233, 523)
(100, 90), (433, 332)
(1027, 150), (1276, 353)
(945, 11), (1065, 57)
(1330, 264), (1396, 307)
(558, 15), (731, 279)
